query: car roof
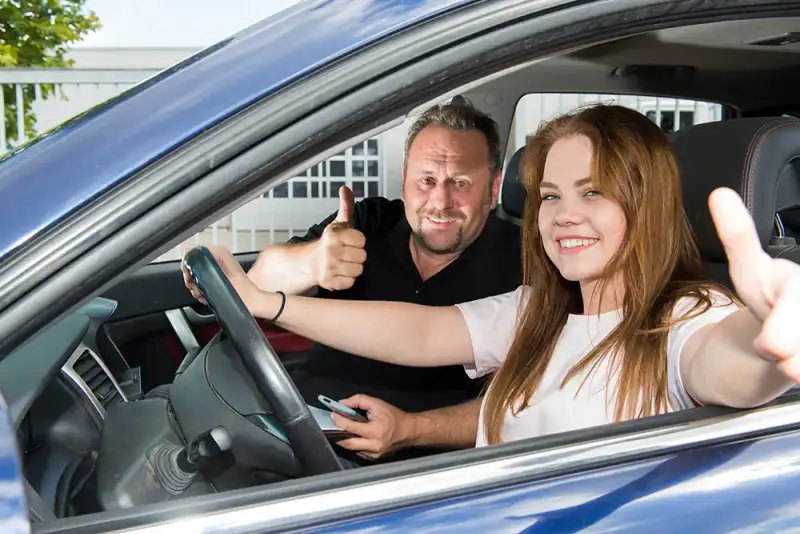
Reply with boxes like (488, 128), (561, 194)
(0, 0), (477, 261)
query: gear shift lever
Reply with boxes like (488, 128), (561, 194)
(147, 426), (232, 495)
(177, 427), (232, 473)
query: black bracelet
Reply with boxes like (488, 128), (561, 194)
(270, 291), (286, 322)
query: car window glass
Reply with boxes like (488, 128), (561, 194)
(154, 134), (397, 262)
(170, 94), (722, 263)
(509, 93), (723, 155)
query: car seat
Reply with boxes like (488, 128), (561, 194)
(672, 116), (800, 288)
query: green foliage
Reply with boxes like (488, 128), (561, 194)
(0, 0), (101, 144)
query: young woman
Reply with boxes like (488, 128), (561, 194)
(184, 104), (800, 447)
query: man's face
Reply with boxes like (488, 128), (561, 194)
(402, 125), (500, 254)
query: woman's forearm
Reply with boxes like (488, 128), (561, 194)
(251, 291), (474, 367)
(683, 309), (794, 408)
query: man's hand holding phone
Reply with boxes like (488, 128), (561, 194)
(318, 395), (368, 423)
(324, 394), (414, 461)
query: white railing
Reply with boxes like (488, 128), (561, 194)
(0, 68), (158, 152)
(0, 69), (388, 262)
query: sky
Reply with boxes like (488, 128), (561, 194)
(80, 0), (303, 48)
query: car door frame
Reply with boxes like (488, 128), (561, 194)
(10, 0), (800, 532)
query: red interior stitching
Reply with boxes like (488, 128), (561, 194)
(742, 120), (800, 213)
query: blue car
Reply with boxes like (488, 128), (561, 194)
(2, 0), (800, 532)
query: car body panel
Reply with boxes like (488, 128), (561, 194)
(0, 398), (27, 534)
(299, 431), (800, 533)
(0, 0), (476, 262)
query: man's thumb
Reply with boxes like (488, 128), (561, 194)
(335, 185), (355, 224)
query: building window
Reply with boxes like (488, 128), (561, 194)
(645, 110), (695, 133)
(260, 138), (381, 200)
(367, 139), (379, 156)
(330, 160), (346, 177)
(367, 161), (379, 177)
(368, 181), (379, 198)
(272, 182), (289, 198)
(330, 181), (345, 196)
(292, 181), (308, 198)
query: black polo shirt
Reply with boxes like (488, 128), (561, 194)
(285, 197), (522, 413)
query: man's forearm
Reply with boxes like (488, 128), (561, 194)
(247, 241), (319, 295)
(402, 398), (481, 450)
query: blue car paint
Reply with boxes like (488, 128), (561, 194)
(0, 0), (476, 262)
(0, 398), (27, 534)
(300, 432), (800, 533)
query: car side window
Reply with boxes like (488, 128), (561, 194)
(159, 94), (722, 262)
(153, 114), (419, 262)
(154, 134), (400, 262)
(509, 93), (723, 154)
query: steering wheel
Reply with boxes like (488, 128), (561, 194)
(183, 246), (343, 476)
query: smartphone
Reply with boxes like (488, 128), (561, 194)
(318, 395), (368, 423)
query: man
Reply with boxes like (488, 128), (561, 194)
(245, 100), (521, 459)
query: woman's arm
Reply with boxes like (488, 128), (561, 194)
(184, 245), (474, 367)
(680, 308), (794, 408)
(681, 188), (800, 408)
(257, 291), (474, 367)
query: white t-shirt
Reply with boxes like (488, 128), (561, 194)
(455, 286), (739, 447)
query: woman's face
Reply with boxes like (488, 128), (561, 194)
(537, 135), (627, 285)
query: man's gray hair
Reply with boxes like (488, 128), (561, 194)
(403, 98), (502, 177)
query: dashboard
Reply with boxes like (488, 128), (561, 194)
(2, 296), (350, 522)
(0, 297), (143, 519)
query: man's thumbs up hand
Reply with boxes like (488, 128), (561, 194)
(335, 185), (356, 226)
(312, 186), (367, 291)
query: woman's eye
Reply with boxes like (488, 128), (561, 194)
(540, 193), (558, 201)
(584, 189), (602, 197)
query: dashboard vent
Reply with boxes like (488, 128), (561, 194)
(73, 350), (120, 409)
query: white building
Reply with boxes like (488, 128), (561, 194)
(2, 47), (719, 261)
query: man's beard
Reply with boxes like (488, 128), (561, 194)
(413, 209), (465, 254)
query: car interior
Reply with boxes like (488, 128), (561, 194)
(6, 12), (800, 527)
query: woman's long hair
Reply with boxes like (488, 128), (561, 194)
(483, 104), (734, 445)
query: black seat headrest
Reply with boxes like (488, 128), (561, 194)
(672, 117), (800, 262)
(500, 146), (526, 219)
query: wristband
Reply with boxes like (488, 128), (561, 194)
(270, 291), (286, 322)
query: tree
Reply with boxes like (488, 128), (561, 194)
(0, 0), (101, 145)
